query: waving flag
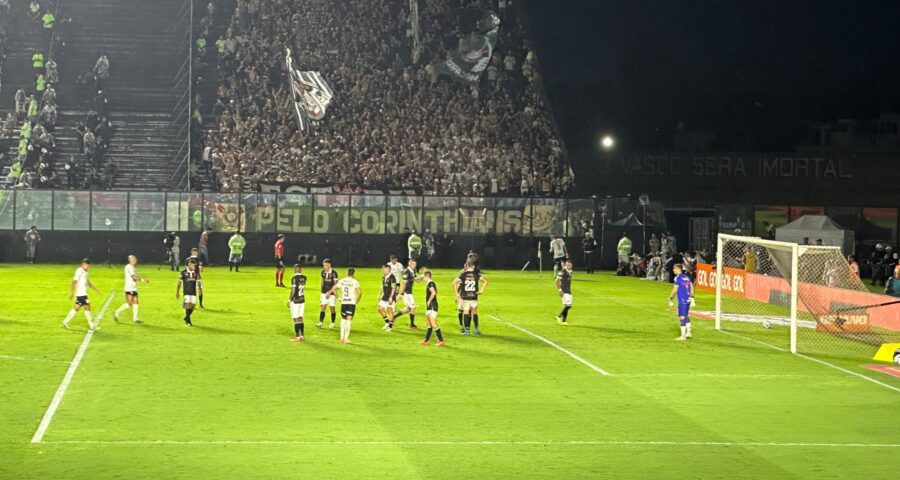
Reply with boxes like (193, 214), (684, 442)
(438, 11), (500, 83)
(285, 49), (334, 131)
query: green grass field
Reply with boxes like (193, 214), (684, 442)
(1, 263), (899, 479)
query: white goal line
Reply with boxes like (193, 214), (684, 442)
(39, 439), (900, 448)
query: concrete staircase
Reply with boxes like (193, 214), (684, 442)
(56, 0), (190, 190)
(0, 0), (191, 190)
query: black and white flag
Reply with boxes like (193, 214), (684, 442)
(285, 49), (334, 131)
(438, 11), (500, 84)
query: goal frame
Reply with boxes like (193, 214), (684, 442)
(714, 234), (843, 354)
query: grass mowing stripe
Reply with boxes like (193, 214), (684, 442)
(720, 329), (900, 394)
(489, 314), (612, 376)
(30, 292), (115, 444)
(0, 355), (71, 365)
(39, 440), (900, 448)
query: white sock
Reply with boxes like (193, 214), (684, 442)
(132, 304), (139, 320)
(115, 303), (129, 315)
(680, 325), (686, 337)
(686, 323), (692, 336)
(339, 320), (347, 340)
(344, 319), (351, 340)
(85, 310), (94, 327)
(64, 309), (76, 323)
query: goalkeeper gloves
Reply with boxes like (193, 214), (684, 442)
(667, 299), (674, 307)
(690, 297), (696, 307)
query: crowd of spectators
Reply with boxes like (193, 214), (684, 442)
(1, 1), (59, 189)
(198, 0), (570, 196)
(0, 1), (115, 190)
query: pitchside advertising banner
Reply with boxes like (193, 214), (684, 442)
(694, 263), (900, 333)
(195, 194), (567, 236)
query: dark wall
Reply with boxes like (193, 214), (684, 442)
(0, 231), (590, 270)
(575, 151), (900, 207)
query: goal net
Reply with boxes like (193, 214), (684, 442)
(711, 234), (900, 360)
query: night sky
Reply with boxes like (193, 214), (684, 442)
(524, 0), (900, 153)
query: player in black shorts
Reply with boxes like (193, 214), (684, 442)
(176, 259), (200, 326)
(274, 234), (286, 287)
(419, 270), (445, 346)
(289, 264), (307, 342)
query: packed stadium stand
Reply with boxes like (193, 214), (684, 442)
(200, 0), (569, 196)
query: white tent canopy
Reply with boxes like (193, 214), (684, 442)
(775, 215), (855, 254)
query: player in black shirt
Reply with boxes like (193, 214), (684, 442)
(378, 264), (399, 331)
(393, 259), (420, 329)
(419, 270), (445, 346)
(453, 262), (488, 335)
(317, 259), (339, 328)
(185, 247), (204, 308)
(176, 259), (200, 326)
(555, 260), (574, 325)
(289, 264), (307, 342)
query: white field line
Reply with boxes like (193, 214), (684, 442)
(719, 330), (900, 394)
(489, 315), (611, 376)
(31, 292), (115, 444)
(40, 439), (900, 448)
(614, 373), (818, 379)
(0, 355), (71, 365)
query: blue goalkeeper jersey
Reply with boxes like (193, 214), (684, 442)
(675, 273), (693, 304)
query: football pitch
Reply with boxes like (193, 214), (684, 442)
(1, 263), (898, 479)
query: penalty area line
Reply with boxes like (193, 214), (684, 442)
(489, 315), (611, 376)
(31, 291), (115, 444)
(719, 329), (900, 394)
(40, 439), (900, 448)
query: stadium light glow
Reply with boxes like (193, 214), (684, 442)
(600, 135), (615, 150)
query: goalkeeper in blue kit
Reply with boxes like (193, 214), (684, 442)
(668, 263), (694, 341)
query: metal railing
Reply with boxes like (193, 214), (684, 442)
(168, 0), (193, 191)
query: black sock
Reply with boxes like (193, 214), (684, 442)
(435, 328), (444, 341)
(425, 327), (433, 341)
(319, 311), (325, 322)
(561, 306), (571, 320)
(464, 314), (471, 329)
(382, 316), (389, 324)
(410, 313), (416, 326)
(299, 321), (304, 335)
(394, 311), (405, 319)
(473, 314), (479, 329)
(294, 323), (301, 336)
(199, 294), (204, 307)
(330, 311), (336, 324)
(458, 312), (463, 326)
(235, 263), (239, 272)
(229, 263), (233, 271)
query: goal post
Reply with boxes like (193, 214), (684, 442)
(711, 234), (900, 360)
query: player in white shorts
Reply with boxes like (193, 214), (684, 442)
(555, 259), (574, 325)
(393, 259), (421, 329)
(317, 259), (339, 328)
(378, 264), (399, 331)
(63, 258), (102, 331)
(288, 264), (307, 342)
(333, 268), (362, 344)
(114, 255), (149, 324)
(453, 262), (488, 335)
